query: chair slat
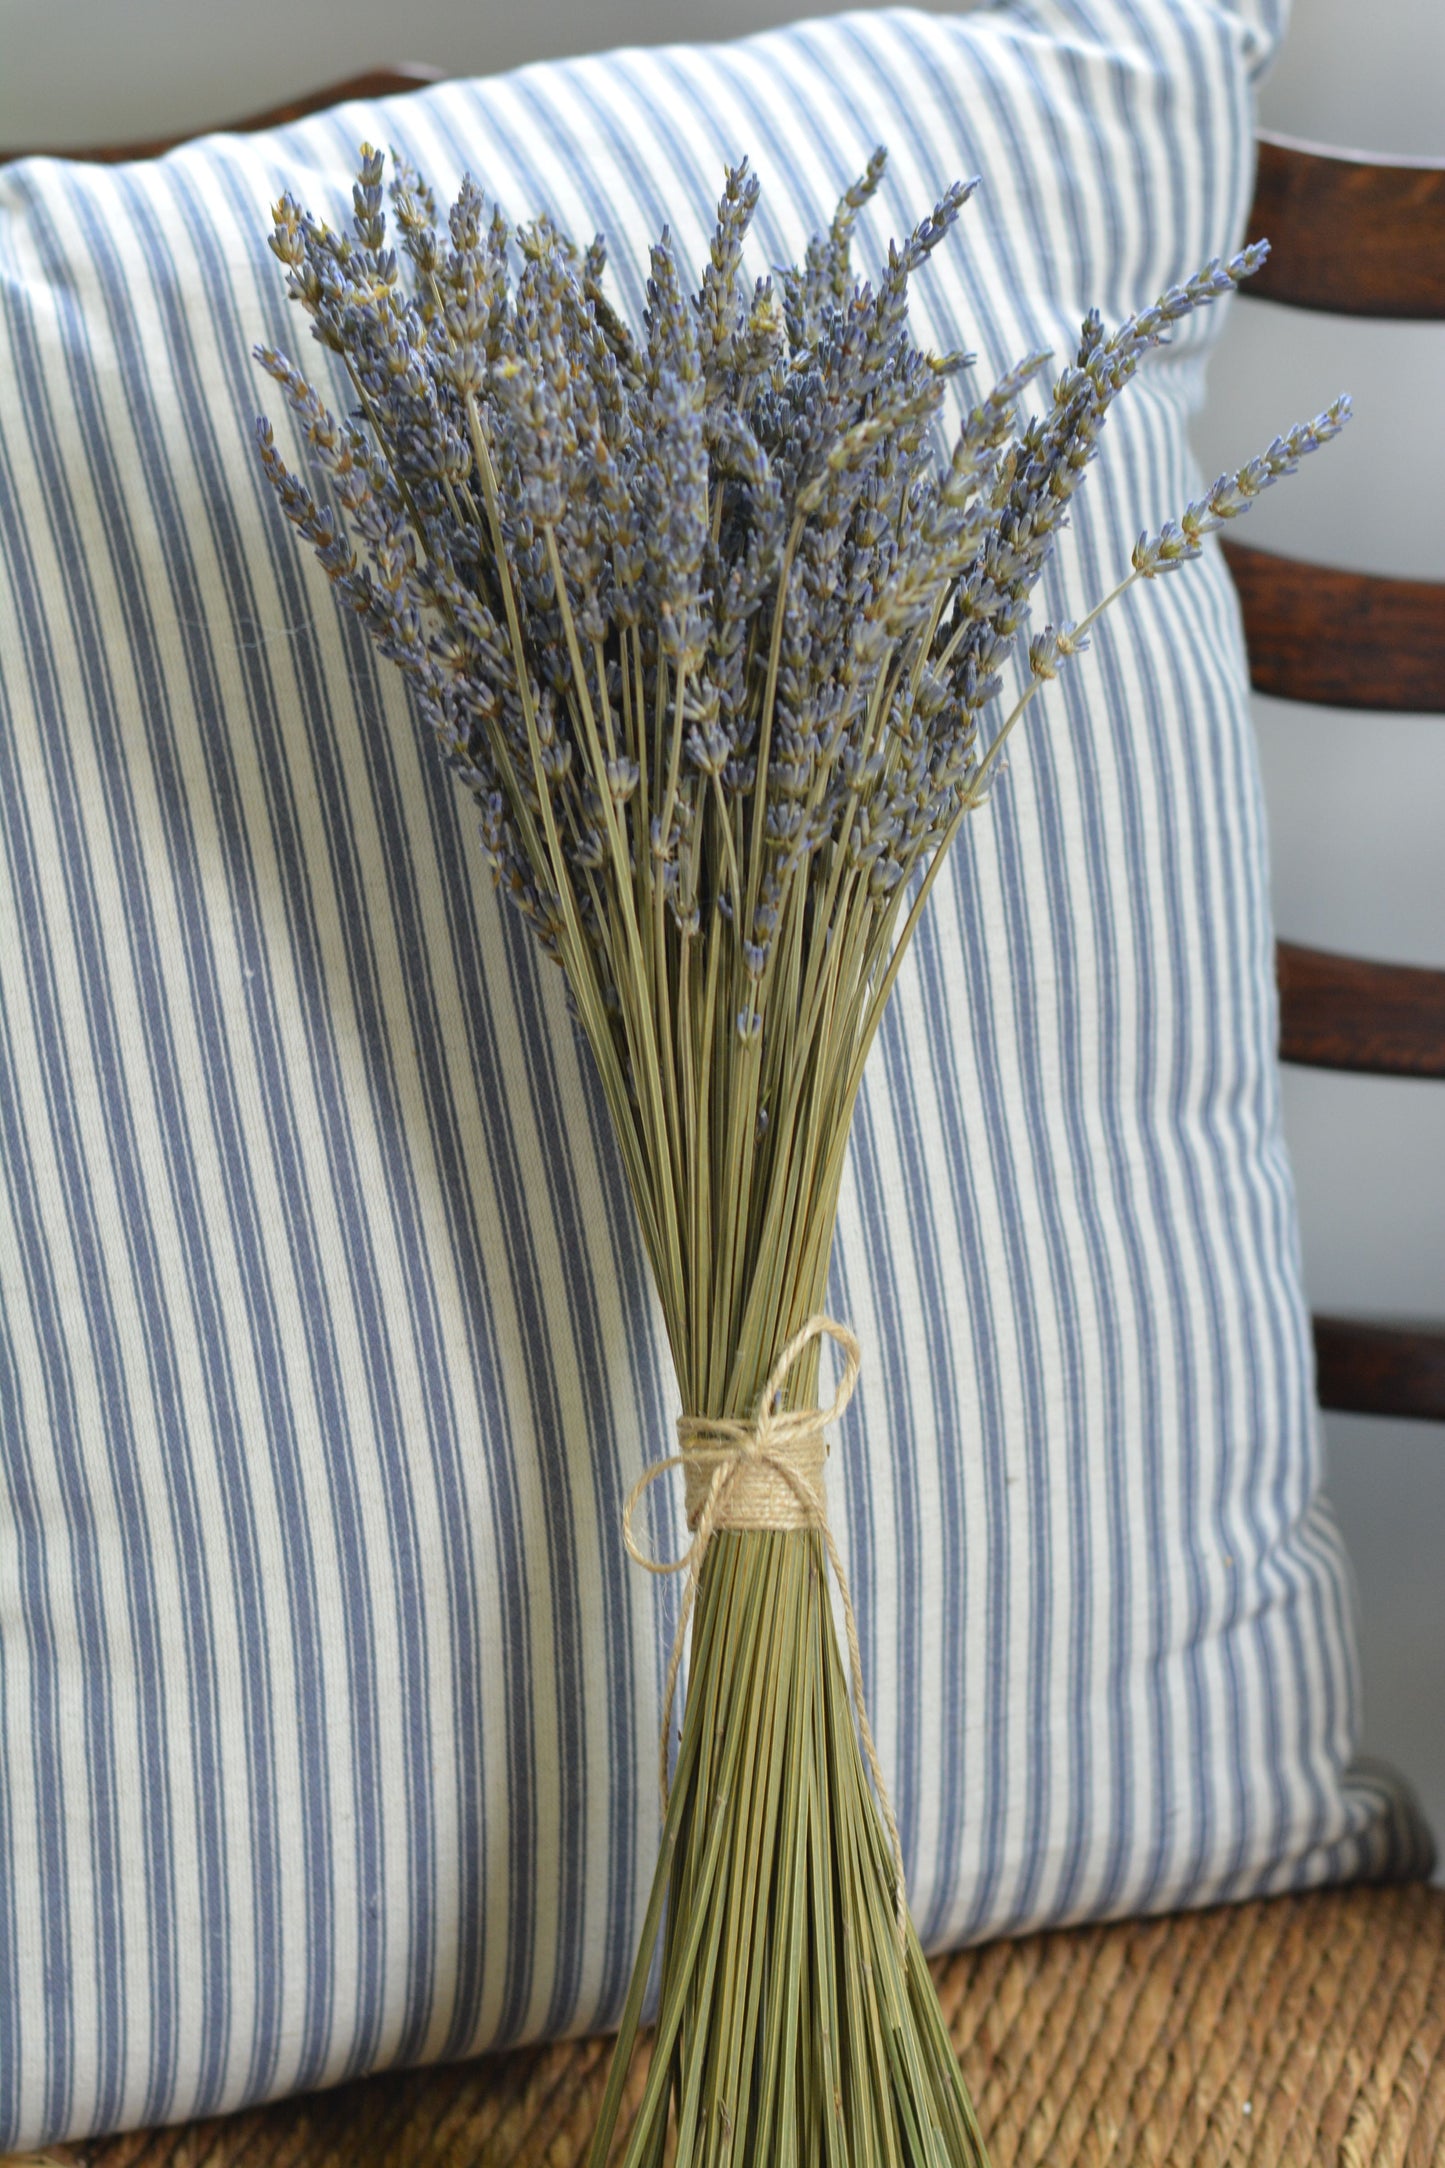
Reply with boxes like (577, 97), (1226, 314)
(1314, 1314), (1445, 1423)
(1222, 541), (1445, 714)
(0, 66), (442, 165)
(1277, 940), (1445, 1077)
(1243, 130), (1445, 319)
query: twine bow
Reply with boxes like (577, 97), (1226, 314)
(622, 1314), (908, 1946)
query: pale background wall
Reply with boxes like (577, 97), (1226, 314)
(2, 0), (1441, 1862)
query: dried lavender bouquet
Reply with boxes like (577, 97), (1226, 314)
(255, 144), (1344, 2166)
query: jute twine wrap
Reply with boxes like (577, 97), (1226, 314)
(622, 1314), (908, 1946)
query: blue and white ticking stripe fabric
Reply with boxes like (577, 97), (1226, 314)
(0, 0), (1431, 2147)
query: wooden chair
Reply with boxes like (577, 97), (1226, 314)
(2, 82), (1441, 2168)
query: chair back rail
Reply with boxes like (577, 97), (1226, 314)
(1222, 541), (1445, 714)
(1314, 1317), (1445, 1424)
(1277, 943), (1445, 1079)
(1246, 129), (1445, 319)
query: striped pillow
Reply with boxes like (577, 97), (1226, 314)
(0, 0), (1430, 2147)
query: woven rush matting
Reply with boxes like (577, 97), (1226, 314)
(10, 1882), (1444, 2168)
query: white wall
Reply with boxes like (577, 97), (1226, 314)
(2, 0), (1441, 1859)
(17, 0), (976, 150)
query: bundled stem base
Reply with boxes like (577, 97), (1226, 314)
(589, 1529), (991, 2166)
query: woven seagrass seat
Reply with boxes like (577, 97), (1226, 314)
(3, 74), (1442, 2168)
(10, 1886), (1444, 2167)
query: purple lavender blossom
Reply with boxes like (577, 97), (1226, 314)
(255, 146), (1344, 1061)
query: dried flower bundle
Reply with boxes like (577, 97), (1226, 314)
(256, 144), (1344, 2166)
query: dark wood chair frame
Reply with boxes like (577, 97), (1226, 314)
(1228, 130), (1445, 1427)
(5, 82), (1443, 1427)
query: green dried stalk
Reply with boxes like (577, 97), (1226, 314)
(255, 141), (1347, 2166)
(591, 1527), (991, 2166)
